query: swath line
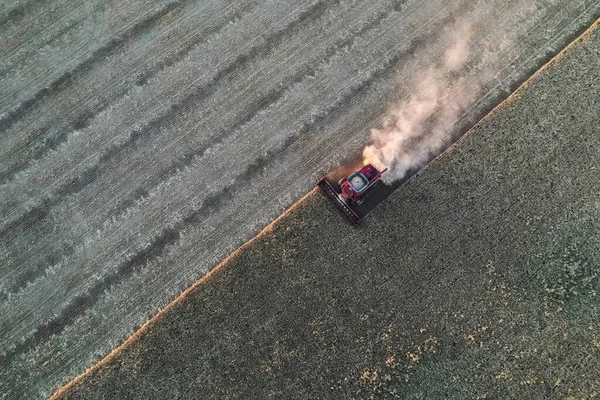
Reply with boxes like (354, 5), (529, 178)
(0, 28), (422, 368)
(47, 12), (600, 400)
(0, 0), (184, 133)
(0, 1), (259, 183)
(0, 0), (336, 237)
(0, 0), (401, 300)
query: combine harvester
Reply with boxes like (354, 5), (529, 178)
(318, 164), (387, 224)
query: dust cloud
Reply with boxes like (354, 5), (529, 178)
(362, 1), (536, 183)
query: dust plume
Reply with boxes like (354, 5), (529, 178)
(362, 2), (535, 184)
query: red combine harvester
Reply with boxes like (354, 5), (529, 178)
(318, 164), (387, 224)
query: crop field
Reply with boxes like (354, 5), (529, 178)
(0, 0), (599, 398)
(56, 20), (600, 399)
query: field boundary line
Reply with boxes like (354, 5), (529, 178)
(49, 14), (600, 400)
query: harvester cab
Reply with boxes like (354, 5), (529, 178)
(318, 164), (387, 224)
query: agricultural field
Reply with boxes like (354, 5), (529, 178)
(1, 0), (599, 398)
(56, 20), (600, 399)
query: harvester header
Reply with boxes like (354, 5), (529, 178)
(318, 164), (387, 224)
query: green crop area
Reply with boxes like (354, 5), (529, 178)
(57, 19), (600, 400)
